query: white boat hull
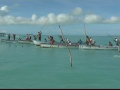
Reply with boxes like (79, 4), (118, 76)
(40, 43), (79, 48)
(33, 40), (65, 46)
(79, 45), (119, 50)
(18, 40), (34, 44)
(32, 40), (46, 46)
(1, 39), (17, 43)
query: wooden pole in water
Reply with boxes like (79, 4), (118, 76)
(59, 25), (72, 67)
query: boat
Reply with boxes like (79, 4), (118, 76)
(32, 40), (48, 46)
(33, 34), (73, 46)
(40, 42), (79, 48)
(79, 44), (119, 50)
(17, 40), (34, 44)
(32, 40), (64, 46)
(1, 39), (18, 43)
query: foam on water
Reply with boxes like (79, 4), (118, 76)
(114, 55), (120, 57)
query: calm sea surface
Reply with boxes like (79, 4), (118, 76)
(0, 35), (120, 89)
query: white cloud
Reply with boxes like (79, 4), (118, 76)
(56, 13), (76, 24)
(0, 12), (78, 25)
(0, 6), (9, 16)
(0, 16), (32, 25)
(1, 6), (9, 12)
(36, 13), (77, 25)
(0, 6), (120, 25)
(83, 14), (103, 23)
(37, 16), (48, 25)
(71, 7), (83, 15)
(31, 14), (37, 21)
(103, 16), (120, 23)
(47, 13), (57, 24)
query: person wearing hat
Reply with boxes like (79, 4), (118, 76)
(114, 37), (119, 46)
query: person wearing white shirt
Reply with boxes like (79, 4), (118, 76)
(91, 39), (96, 46)
(90, 37), (92, 42)
(114, 37), (119, 46)
(66, 38), (71, 45)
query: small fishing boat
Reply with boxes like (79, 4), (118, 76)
(17, 40), (34, 44)
(40, 42), (79, 48)
(1, 39), (18, 43)
(32, 40), (48, 46)
(32, 40), (63, 46)
(79, 44), (119, 50)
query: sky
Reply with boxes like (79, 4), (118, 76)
(0, 0), (120, 36)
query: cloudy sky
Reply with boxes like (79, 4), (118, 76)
(0, 0), (120, 35)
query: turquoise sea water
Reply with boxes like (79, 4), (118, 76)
(0, 35), (120, 89)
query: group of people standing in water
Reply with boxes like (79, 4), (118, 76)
(7, 33), (16, 40)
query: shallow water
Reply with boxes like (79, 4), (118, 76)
(0, 35), (120, 89)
